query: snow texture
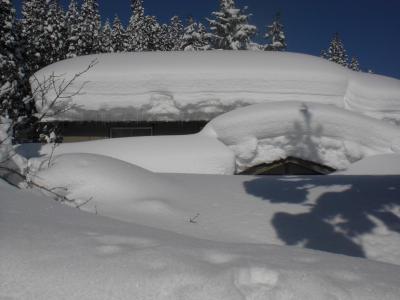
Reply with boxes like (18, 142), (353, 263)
(19, 134), (235, 175)
(31, 51), (400, 123)
(26, 153), (400, 265)
(335, 154), (400, 175)
(201, 101), (400, 172)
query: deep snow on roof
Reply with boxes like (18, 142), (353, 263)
(32, 51), (400, 123)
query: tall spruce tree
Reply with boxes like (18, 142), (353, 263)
(112, 15), (127, 52)
(100, 19), (113, 53)
(142, 15), (162, 51)
(77, 0), (101, 55)
(207, 0), (256, 50)
(126, 0), (146, 51)
(264, 13), (286, 51)
(167, 16), (184, 51)
(322, 33), (348, 67)
(21, 0), (49, 72)
(45, 0), (67, 63)
(0, 0), (26, 119)
(65, 0), (80, 58)
(180, 17), (209, 51)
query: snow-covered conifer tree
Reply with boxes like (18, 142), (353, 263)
(0, 0), (30, 120)
(322, 33), (348, 67)
(45, 0), (67, 63)
(349, 57), (360, 72)
(112, 15), (127, 52)
(264, 13), (286, 51)
(21, 0), (49, 71)
(65, 0), (80, 58)
(143, 15), (162, 51)
(100, 20), (113, 53)
(76, 0), (101, 55)
(167, 16), (184, 51)
(207, 0), (257, 50)
(180, 17), (209, 51)
(126, 0), (146, 51)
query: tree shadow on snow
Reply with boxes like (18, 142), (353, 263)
(243, 175), (400, 258)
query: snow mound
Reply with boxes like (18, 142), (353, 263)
(2, 179), (400, 299)
(201, 101), (400, 171)
(30, 153), (188, 219)
(21, 134), (235, 175)
(336, 154), (400, 175)
(31, 51), (400, 123)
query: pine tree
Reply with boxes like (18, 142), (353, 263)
(65, 0), (80, 58)
(181, 17), (209, 51)
(112, 15), (127, 52)
(167, 16), (184, 51)
(21, 0), (49, 71)
(349, 57), (360, 72)
(0, 0), (25, 119)
(321, 33), (348, 67)
(126, 0), (146, 51)
(142, 15), (162, 51)
(264, 13), (286, 51)
(76, 0), (101, 55)
(100, 19), (113, 53)
(207, 0), (257, 50)
(45, 0), (67, 63)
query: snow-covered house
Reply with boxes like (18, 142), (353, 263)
(32, 51), (400, 143)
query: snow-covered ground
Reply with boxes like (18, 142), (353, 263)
(32, 51), (400, 124)
(2, 176), (400, 300)
(25, 153), (400, 266)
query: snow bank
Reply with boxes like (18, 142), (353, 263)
(335, 154), (400, 175)
(2, 178), (400, 299)
(29, 153), (400, 265)
(202, 101), (400, 171)
(20, 134), (235, 175)
(31, 51), (400, 123)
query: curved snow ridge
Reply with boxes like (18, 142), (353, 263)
(345, 73), (400, 124)
(32, 51), (400, 122)
(201, 101), (400, 171)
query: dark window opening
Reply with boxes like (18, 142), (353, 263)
(239, 157), (336, 175)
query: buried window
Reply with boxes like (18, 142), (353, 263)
(239, 157), (336, 175)
(110, 127), (153, 138)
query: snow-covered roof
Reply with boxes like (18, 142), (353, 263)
(32, 51), (400, 123)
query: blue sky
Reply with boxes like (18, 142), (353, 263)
(14, 0), (400, 79)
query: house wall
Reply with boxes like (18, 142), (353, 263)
(48, 121), (208, 143)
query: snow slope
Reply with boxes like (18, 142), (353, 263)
(335, 154), (400, 175)
(32, 51), (400, 123)
(202, 101), (400, 171)
(19, 134), (235, 174)
(29, 153), (400, 265)
(2, 178), (400, 300)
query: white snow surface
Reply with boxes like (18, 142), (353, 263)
(335, 154), (400, 175)
(28, 153), (400, 265)
(202, 101), (400, 171)
(19, 134), (235, 174)
(2, 173), (400, 299)
(32, 51), (400, 123)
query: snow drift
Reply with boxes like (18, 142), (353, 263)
(29, 153), (400, 264)
(201, 101), (400, 171)
(2, 179), (400, 299)
(20, 134), (235, 174)
(31, 51), (400, 123)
